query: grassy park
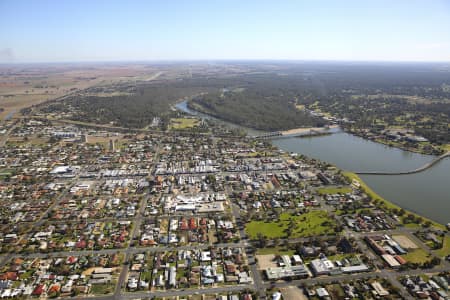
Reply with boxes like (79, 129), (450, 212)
(169, 117), (200, 130)
(317, 186), (352, 195)
(403, 249), (432, 264)
(435, 236), (450, 257)
(246, 210), (337, 240)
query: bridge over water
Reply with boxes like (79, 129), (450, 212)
(252, 128), (332, 140)
(355, 152), (450, 175)
(251, 131), (282, 139)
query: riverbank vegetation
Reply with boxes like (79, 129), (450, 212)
(38, 76), (234, 128)
(41, 82), (207, 128)
(189, 87), (326, 131)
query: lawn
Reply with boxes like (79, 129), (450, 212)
(246, 210), (336, 239)
(246, 217), (286, 239)
(19, 270), (34, 280)
(317, 186), (352, 195)
(90, 282), (115, 295)
(403, 249), (431, 264)
(169, 117), (200, 130)
(140, 270), (152, 281)
(435, 235), (450, 257)
(256, 247), (295, 256)
(440, 144), (450, 152)
(326, 284), (346, 299)
(326, 253), (357, 261)
(403, 223), (422, 229)
(0, 168), (15, 176)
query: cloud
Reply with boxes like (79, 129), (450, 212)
(0, 48), (15, 62)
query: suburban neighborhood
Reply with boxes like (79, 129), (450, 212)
(0, 111), (449, 300)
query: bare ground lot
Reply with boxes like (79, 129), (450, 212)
(393, 235), (418, 249)
(256, 254), (278, 270)
(281, 125), (339, 136)
(279, 286), (308, 300)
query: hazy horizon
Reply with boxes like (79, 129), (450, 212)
(2, 59), (450, 66)
(1, 0), (450, 63)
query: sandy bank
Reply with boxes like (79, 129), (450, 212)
(281, 125), (339, 136)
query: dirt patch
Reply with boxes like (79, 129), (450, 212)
(256, 254), (278, 270)
(82, 267), (120, 276)
(280, 286), (308, 300)
(393, 235), (418, 249)
(81, 267), (97, 276)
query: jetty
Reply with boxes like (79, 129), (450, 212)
(355, 152), (450, 175)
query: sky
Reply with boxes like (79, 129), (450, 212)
(1, 0), (450, 63)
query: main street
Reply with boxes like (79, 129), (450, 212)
(231, 202), (264, 299)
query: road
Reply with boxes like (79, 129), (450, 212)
(56, 284), (255, 300)
(0, 119), (20, 147)
(114, 142), (161, 298)
(231, 202), (264, 299)
(113, 192), (148, 298)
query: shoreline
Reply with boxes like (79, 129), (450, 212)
(344, 171), (445, 229)
(345, 129), (444, 157)
(281, 125), (339, 136)
(185, 100), (339, 135)
(183, 100), (439, 156)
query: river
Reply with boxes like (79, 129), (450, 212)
(175, 100), (264, 136)
(176, 101), (450, 224)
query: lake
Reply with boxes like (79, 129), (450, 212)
(272, 133), (450, 224)
(177, 100), (450, 224)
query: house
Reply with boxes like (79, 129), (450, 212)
(371, 281), (389, 296)
(316, 287), (330, 299)
(127, 278), (138, 290)
(272, 291), (282, 300)
(238, 272), (253, 284)
(32, 284), (46, 296)
(169, 266), (176, 287)
(201, 251), (211, 262)
(0, 272), (18, 281)
(292, 255), (303, 265)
